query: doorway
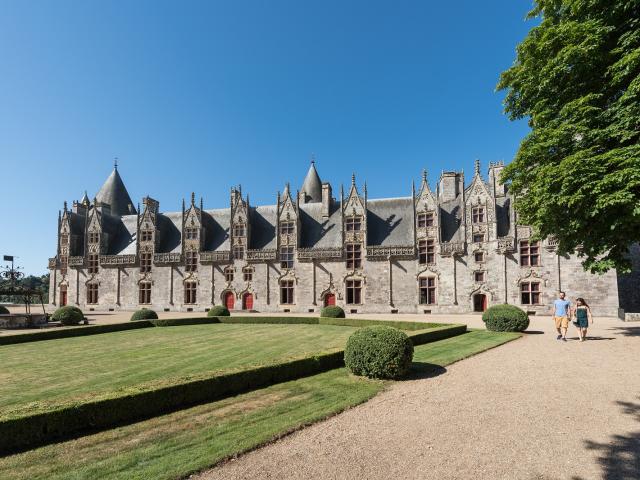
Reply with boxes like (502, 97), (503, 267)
(324, 293), (336, 307)
(59, 285), (68, 306)
(242, 293), (253, 310)
(224, 291), (235, 310)
(473, 293), (487, 312)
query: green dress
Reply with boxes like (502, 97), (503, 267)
(576, 307), (589, 328)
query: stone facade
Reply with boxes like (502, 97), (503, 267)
(49, 160), (626, 317)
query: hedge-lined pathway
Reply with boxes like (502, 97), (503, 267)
(197, 315), (640, 480)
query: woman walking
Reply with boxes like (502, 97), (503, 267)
(573, 298), (593, 342)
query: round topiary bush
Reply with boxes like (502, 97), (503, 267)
(130, 308), (158, 321)
(0, 305), (9, 314)
(482, 304), (529, 332)
(51, 306), (84, 326)
(207, 305), (230, 317)
(320, 305), (345, 318)
(344, 326), (414, 379)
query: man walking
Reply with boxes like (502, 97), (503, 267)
(552, 291), (571, 342)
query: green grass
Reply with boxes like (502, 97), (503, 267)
(0, 324), (358, 412)
(0, 330), (520, 480)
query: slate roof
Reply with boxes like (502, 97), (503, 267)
(300, 162), (322, 203)
(96, 167), (137, 217)
(366, 197), (414, 246)
(250, 205), (277, 249)
(299, 201), (342, 248)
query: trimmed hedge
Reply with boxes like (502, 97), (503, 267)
(319, 317), (445, 331)
(130, 308), (158, 321)
(51, 306), (84, 326)
(0, 350), (344, 454)
(151, 317), (221, 327)
(217, 316), (318, 325)
(482, 304), (529, 332)
(320, 305), (345, 318)
(345, 326), (414, 379)
(207, 306), (230, 317)
(0, 305), (10, 314)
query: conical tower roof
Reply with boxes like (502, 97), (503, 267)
(301, 160), (322, 203)
(96, 165), (136, 216)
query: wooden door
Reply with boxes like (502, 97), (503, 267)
(324, 293), (336, 307)
(242, 293), (253, 310)
(225, 291), (235, 310)
(473, 294), (487, 312)
(60, 286), (68, 306)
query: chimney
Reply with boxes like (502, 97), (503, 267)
(321, 183), (332, 218)
(438, 171), (462, 202)
(488, 161), (506, 197)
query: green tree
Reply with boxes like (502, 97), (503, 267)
(497, 0), (640, 273)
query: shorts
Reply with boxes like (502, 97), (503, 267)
(554, 315), (569, 329)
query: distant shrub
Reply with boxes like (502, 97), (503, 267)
(344, 326), (414, 379)
(51, 306), (84, 326)
(207, 305), (230, 317)
(320, 305), (345, 318)
(130, 309), (158, 321)
(0, 305), (9, 314)
(482, 304), (529, 332)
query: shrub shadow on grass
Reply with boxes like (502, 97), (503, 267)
(522, 330), (545, 335)
(408, 362), (447, 380)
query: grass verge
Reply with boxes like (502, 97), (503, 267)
(0, 330), (519, 480)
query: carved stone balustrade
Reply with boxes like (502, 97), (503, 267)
(198, 251), (229, 263)
(153, 252), (183, 264)
(297, 247), (343, 262)
(100, 254), (137, 266)
(246, 249), (277, 261)
(366, 245), (415, 261)
(439, 242), (465, 257)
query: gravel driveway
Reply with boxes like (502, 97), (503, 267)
(196, 315), (640, 480)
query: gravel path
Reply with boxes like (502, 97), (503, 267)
(197, 315), (640, 480)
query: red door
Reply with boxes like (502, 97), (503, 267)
(225, 291), (235, 310)
(242, 293), (253, 310)
(60, 287), (68, 306)
(473, 294), (487, 312)
(324, 293), (336, 307)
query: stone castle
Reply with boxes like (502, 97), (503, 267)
(49, 160), (624, 316)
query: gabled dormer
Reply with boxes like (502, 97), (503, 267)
(464, 160), (496, 245)
(138, 196), (160, 273)
(415, 170), (439, 241)
(86, 203), (104, 255)
(182, 193), (203, 273)
(342, 174), (367, 270)
(230, 187), (249, 261)
(277, 183), (298, 270)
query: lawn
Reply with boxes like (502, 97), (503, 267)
(0, 324), (358, 412)
(0, 330), (520, 480)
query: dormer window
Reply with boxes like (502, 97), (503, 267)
(224, 266), (234, 282)
(88, 232), (100, 244)
(140, 229), (153, 242)
(346, 244), (362, 269)
(280, 246), (294, 269)
(473, 233), (485, 243)
(185, 251), (198, 272)
(184, 227), (199, 240)
(417, 212), (434, 228)
(88, 254), (99, 274)
(345, 216), (362, 232)
(233, 246), (244, 260)
(280, 221), (295, 235)
(472, 206), (485, 224)
(233, 224), (245, 237)
(60, 234), (69, 245)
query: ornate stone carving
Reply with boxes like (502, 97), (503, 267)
(199, 251), (230, 263)
(246, 249), (277, 261)
(439, 242), (465, 257)
(496, 236), (515, 253)
(68, 256), (85, 267)
(48, 257), (57, 269)
(366, 245), (414, 261)
(153, 252), (183, 264)
(100, 254), (137, 266)
(297, 247), (343, 261)
(545, 236), (559, 252)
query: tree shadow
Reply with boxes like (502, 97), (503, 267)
(408, 362), (447, 380)
(611, 326), (640, 337)
(575, 398), (640, 480)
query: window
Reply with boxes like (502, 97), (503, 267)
(185, 251), (198, 272)
(233, 246), (244, 260)
(243, 267), (253, 282)
(472, 233), (485, 243)
(472, 206), (485, 223)
(417, 212), (434, 228)
(139, 281), (151, 304)
(346, 279), (362, 305)
(280, 280), (294, 304)
(346, 243), (362, 269)
(232, 223), (245, 237)
(224, 267), (234, 282)
(280, 246), (295, 269)
(474, 271), (485, 282)
(520, 240), (540, 266)
(88, 231), (100, 244)
(521, 281), (541, 305)
(60, 256), (68, 275)
(184, 227), (198, 240)
(419, 277), (437, 305)
(60, 233), (69, 245)
(88, 254), (99, 274)
(184, 281), (197, 304)
(280, 221), (295, 235)
(474, 251), (485, 263)
(140, 252), (152, 273)
(418, 239), (436, 265)
(140, 229), (153, 242)
(87, 283), (98, 304)
(345, 216), (362, 232)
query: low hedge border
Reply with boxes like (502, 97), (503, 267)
(0, 321), (154, 345)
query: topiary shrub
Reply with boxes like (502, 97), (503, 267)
(51, 306), (84, 326)
(344, 326), (414, 379)
(207, 305), (230, 317)
(130, 308), (158, 321)
(482, 304), (529, 332)
(0, 305), (9, 314)
(320, 305), (345, 318)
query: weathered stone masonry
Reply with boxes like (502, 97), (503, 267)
(49, 160), (627, 316)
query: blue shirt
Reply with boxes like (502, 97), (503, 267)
(554, 299), (571, 316)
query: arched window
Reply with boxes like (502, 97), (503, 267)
(224, 266), (234, 282)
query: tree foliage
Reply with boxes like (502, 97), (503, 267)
(497, 0), (640, 273)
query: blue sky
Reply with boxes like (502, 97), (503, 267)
(0, 0), (534, 275)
